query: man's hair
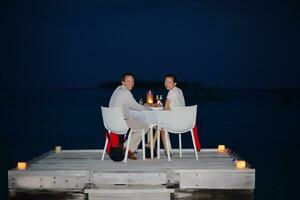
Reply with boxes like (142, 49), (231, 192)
(164, 73), (177, 83)
(121, 73), (135, 82)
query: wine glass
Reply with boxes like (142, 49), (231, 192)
(139, 98), (143, 104)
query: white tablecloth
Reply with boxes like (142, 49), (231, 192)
(128, 109), (166, 128)
(128, 109), (169, 159)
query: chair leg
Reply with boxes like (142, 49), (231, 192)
(150, 127), (154, 159)
(161, 130), (172, 155)
(102, 137), (108, 160)
(179, 134), (182, 158)
(190, 129), (198, 160)
(142, 130), (146, 160)
(167, 134), (173, 153)
(165, 131), (171, 162)
(124, 132), (132, 163)
(157, 127), (160, 159)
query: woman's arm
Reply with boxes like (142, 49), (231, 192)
(164, 98), (171, 111)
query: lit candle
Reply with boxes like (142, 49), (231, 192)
(17, 162), (27, 170)
(55, 146), (62, 154)
(148, 99), (153, 104)
(147, 90), (153, 104)
(236, 160), (246, 169)
(218, 145), (225, 153)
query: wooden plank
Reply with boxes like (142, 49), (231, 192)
(26, 158), (239, 170)
(27, 163), (238, 171)
(93, 172), (167, 185)
(9, 170), (91, 177)
(45, 149), (231, 159)
(59, 148), (220, 153)
(179, 171), (255, 189)
(35, 156), (234, 162)
(84, 184), (174, 193)
(88, 193), (170, 200)
(8, 170), (92, 190)
(85, 185), (174, 200)
(174, 168), (255, 173)
(27, 156), (237, 169)
(31, 157), (237, 166)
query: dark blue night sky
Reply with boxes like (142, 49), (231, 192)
(1, 0), (299, 89)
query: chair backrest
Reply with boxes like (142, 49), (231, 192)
(101, 106), (129, 135)
(163, 105), (197, 133)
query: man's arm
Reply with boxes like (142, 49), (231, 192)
(126, 92), (150, 111)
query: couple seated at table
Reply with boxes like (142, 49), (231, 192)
(108, 72), (185, 160)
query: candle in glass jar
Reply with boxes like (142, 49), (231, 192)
(218, 145), (225, 153)
(147, 90), (153, 104)
(17, 162), (27, 170)
(236, 160), (246, 169)
(55, 146), (62, 154)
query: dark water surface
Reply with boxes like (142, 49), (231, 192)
(1, 88), (299, 200)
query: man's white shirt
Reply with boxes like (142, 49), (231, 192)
(109, 85), (149, 118)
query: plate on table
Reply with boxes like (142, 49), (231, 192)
(149, 106), (164, 110)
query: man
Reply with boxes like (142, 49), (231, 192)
(109, 73), (150, 160)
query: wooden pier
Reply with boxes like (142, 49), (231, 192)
(8, 149), (255, 200)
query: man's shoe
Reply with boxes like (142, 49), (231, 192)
(128, 151), (138, 160)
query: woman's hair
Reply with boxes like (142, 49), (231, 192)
(164, 73), (177, 83)
(121, 73), (135, 82)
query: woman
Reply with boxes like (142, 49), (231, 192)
(164, 74), (185, 110)
(161, 74), (185, 155)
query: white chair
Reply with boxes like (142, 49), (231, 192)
(101, 106), (146, 163)
(162, 105), (198, 161)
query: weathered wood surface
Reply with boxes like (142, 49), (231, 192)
(8, 149), (255, 191)
(84, 184), (175, 200)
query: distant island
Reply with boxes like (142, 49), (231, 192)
(97, 81), (299, 103)
(97, 80), (204, 90)
(97, 81), (228, 101)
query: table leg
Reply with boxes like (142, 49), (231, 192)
(156, 126), (160, 159)
(150, 127), (154, 159)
